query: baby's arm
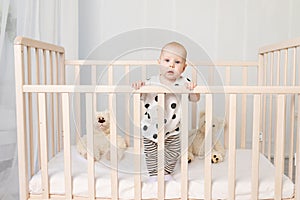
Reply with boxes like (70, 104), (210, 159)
(185, 82), (200, 102)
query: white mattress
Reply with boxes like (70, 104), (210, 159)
(29, 147), (294, 199)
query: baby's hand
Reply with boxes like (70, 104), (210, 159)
(185, 82), (197, 90)
(131, 80), (145, 90)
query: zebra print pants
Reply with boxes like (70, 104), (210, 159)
(143, 134), (181, 176)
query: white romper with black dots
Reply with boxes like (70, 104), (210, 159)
(141, 75), (191, 176)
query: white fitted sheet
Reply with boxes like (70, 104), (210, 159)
(29, 147), (294, 199)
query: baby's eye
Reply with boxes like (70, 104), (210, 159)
(175, 61), (181, 64)
(165, 59), (170, 62)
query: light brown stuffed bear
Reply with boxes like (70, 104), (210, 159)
(76, 110), (127, 161)
(188, 111), (225, 163)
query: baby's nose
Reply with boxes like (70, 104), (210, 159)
(169, 62), (175, 68)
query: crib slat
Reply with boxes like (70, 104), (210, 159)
(228, 94), (237, 199)
(26, 47), (35, 176)
(251, 95), (261, 200)
(191, 67), (197, 129)
(283, 49), (288, 86)
(181, 94), (189, 200)
(267, 53), (274, 159)
(38, 93), (49, 199)
(261, 54), (268, 154)
(109, 93), (118, 200)
(125, 65), (130, 146)
(49, 51), (55, 157)
(274, 95), (286, 200)
(224, 67), (231, 149)
(91, 65), (97, 112)
(204, 94), (212, 200)
(35, 48), (42, 170)
(240, 68), (248, 148)
(295, 94), (300, 200)
(157, 93), (165, 199)
(288, 48), (297, 179)
(62, 93), (72, 199)
(86, 93), (95, 199)
(133, 94), (141, 199)
(57, 53), (66, 148)
(75, 65), (81, 143)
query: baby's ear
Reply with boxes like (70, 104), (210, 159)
(157, 58), (161, 64)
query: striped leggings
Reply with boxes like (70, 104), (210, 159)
(143, 134), (181, 176)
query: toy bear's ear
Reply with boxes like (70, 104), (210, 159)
(199, 111), (205, 119)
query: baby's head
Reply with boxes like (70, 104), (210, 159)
(158, 42), (187, 81)
(160, 42), (187, 61)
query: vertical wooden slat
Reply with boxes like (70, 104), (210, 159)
(191, 67), (197, 129)
(258, 54), (265, 155)
(62, 93), (72, 199)
(157, 93), (165, 200)
(86, 93), (95, 199)
(240, 67), (248, 148)
(283, 49), (288, 86)
(26, 47), (34, 176)
(55, 52), (61, 152)
(58, 52), (65, 150)
(258, 54), (264, 86)
(295, 94), (300, 200)
(125, 65), (130, 146)
(251, 95), (261, 200)
(133, 94), (141, 200)
(204, 94), (212, 200)
(261, 54), (268, 154)
(35, 48), (41, 169)
(74, 65), (81, 144)
(49, 51), (55, 157)
(181, 94), (189, 200)
(109, 93), (118, 200)
(267, 53), (274, 159)
(228, 94), (237, 200)
(108, 65), (118, 199)
(288, 48), (297, 179)
(14, 44), (29, 200)
(224, 67), (231, 149)
(276, 51), (281, 86)
(274, 95), (286, 200)
(91, 65), (97, 111)
(43, 49), (47, 84)
(38, 93), (49, 199)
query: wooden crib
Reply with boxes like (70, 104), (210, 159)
(14, 36), (300, 200)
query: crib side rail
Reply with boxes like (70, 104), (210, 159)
(14, 36), (65, 200)
(22, 86), (300, 200)
(258, 37), (300, 185)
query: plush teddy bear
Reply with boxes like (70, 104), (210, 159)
(76, 110), (127, 161)
(188, 111), (225, 163)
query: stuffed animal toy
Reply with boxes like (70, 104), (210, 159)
(188, 111), (225, 163)
(76, 110), (127, 161)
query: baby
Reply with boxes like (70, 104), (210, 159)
(132, 42), (200, 182)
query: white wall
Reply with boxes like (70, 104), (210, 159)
(79, 0), (300, 61)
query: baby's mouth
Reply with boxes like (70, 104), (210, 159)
(167, 70), (174, 74)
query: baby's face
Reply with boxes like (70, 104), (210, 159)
(158, 50), (187, 81)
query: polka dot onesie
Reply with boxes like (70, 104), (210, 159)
(141, 75), (191, 176)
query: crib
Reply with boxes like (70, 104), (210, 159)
(14, 36), (300, 200)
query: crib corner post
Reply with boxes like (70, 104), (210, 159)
(14, 41), (29, 200)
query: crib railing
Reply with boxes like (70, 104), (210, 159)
(21, 85), (300, 200)
(14, 36), (300, 200)
(258, 37), (300, 186)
